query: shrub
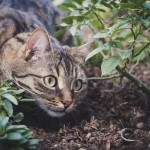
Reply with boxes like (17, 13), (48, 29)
(58, 0), (150, 95)
(0, 81), (41, 150)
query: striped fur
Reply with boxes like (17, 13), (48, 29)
(0, 0), (94, 117)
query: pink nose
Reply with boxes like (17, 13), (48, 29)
(62, 100), (72, 108)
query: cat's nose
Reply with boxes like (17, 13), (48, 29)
(62, 100), (72, 109)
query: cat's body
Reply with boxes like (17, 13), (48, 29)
(0, 0), (94, 117)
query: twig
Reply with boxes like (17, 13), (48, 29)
(118, 128), (138, 142)
(116, 66), (150, 95)
(133, 42), (150, 58)
(88, 25), (96, 34)
(129, 55), (140, 73)
(92, 10), (104, 29)
(88, 74), (121, 80)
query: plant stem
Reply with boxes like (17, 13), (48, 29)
(88, 25), (96, 34)
(88, 74), (121, 80)
(116, 66), (150, 95)
(133, 42), (150, 58)
(92, 10), (104, 29)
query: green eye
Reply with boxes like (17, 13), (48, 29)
(73, 79), (82, 91)
(44, 76), (57, 87)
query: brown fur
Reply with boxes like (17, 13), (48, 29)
(0, 1), (95, 117)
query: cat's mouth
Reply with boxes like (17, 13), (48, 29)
(48, 105), (74, 117)
(39, 99), (75, 117)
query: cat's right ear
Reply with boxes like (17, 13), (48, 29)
(24, 27), (52, 60)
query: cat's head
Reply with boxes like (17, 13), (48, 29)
(11, 27), (94, 117)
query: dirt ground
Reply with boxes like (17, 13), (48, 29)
(21, 62), (150, 150)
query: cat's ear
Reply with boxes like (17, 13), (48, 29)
(64, 41), (95, 64)
(24, 27), (52, 59)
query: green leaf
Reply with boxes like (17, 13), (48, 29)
(2, 94), (18, 105)
(93, 32), (107, 39)
(54, 29), (66, 38)
(70, 24), (79, 36)
(0, 117), (9, 135)
(85, 46), (104, 61)
(0, 110), (7, 117)
(27, 139), (41, 145)
(18, 139), (28, 145)
(59, 5), (70, 11)
(74, 0), (83, 5)
(3, 100), (13, 117)
(6, 125), (27, 132)
(12, 89), (25, 95)
(0, 133), (7, 139)
(61, 2), (76, 8)
(113, 41), (124, 49)
(108, 19), (131, 37)
(7, 132), (23, 140)
(143, 2), (150, 9)
(3, 89), (25, 95)
(59, 23), (69, 27)
(101, 2), (113, 9)
(118, 50), (132, 60)
(101, 56), (121, 76)
(119, 3), (137, 9)
(62, 16), (73, 24)
(23, 131), (33, 138)
(14, 113), (24, 123)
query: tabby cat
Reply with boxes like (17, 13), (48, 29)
(0, 0), (94, 117)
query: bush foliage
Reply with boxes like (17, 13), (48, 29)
(58, 0), (150, 95)
(0, 81), (41, 150)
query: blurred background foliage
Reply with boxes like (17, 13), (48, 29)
(55, 0), (150, 95)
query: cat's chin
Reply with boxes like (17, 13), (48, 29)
(39, 105), (65, 117)
(46, 110), (65, 117)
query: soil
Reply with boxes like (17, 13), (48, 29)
(21, 62), (150, 150)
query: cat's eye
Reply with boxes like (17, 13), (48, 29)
(44, 76), (57, 87)
(73, 79), (82, 91)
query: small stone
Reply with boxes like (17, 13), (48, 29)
(62, 139), (67, 143)
(53, 144), (58, 147)
(136, 111), (144, 118)
(84, 127), (89, 131)
(89, 137), (95, 142)
(136, 122), (144, 129)
(86, 132), (91, 139)
(106, 140), (111, 150)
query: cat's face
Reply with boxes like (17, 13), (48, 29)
(11, 28), (94, 117)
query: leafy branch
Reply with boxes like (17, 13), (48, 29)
(0, 81), (41, 150)
(60, 0), (150, 95)
(116, 66), (150, 95)
(133, 42), (150, 58)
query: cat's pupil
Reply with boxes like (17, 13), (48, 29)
(48, 78), (52, 84)
(44, 76), (56, 87)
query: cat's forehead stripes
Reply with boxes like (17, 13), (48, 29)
(52, 51), (73, 76)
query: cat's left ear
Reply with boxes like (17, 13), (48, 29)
(64, 41), (95, 64)
(25, 27), (52, 59)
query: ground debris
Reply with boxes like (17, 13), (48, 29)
(24, 63), (150, 150)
